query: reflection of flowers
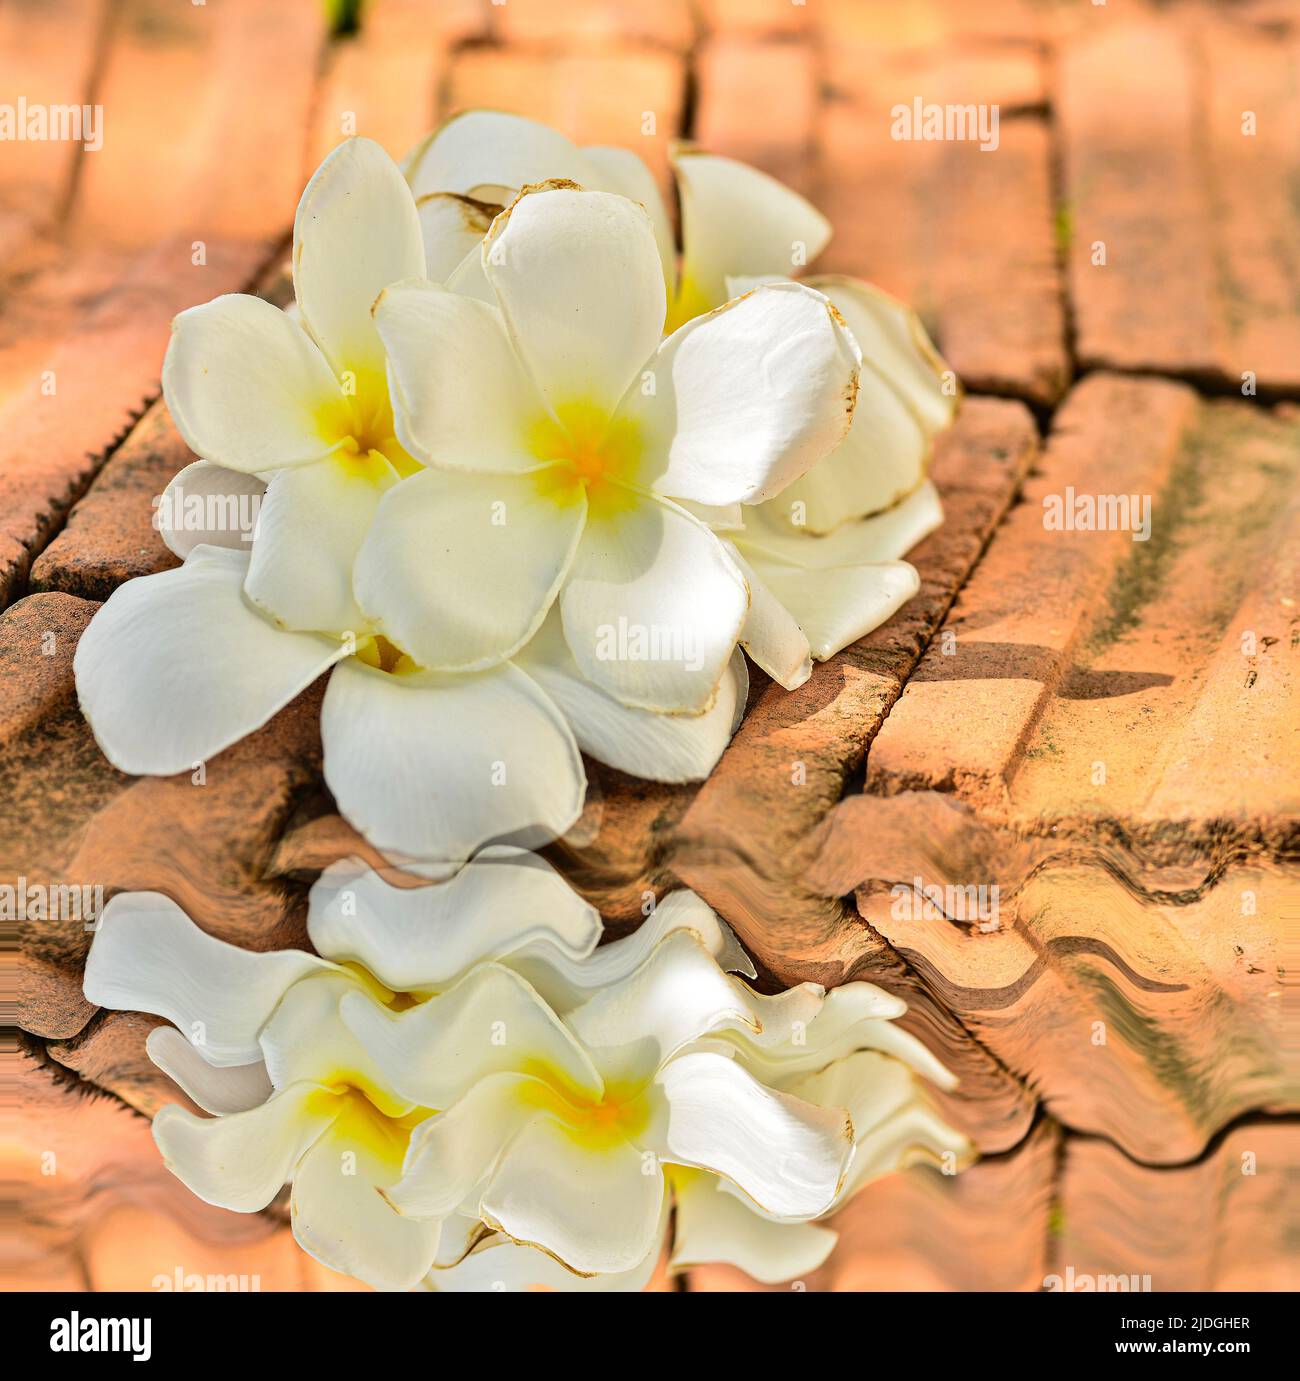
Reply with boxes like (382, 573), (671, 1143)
(85, 851), (970, 1291)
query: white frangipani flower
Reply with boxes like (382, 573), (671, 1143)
(161, 137), (426, 636)
(356, 182), (860, 714)
(402, 110), (957, 528)
(84, 852), (969, 1291)
(73, 543), (588, 872)
(399, 112), (957, 688)
(78, 160), (759, 874)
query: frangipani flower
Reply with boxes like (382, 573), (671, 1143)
(403, 110), (957, 530)
(161, 137), (426, 636)
(85, 851), (970, 1291)
(74, 543), (588, 871)
(399, 112), (956, 689)
(356, 182), (860, 713)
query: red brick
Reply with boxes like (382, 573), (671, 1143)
(490, 0), (695, 52)
(867, 374), (1300, 848)
(0, 0), (108, 262)
(694, 39), (818, 193)
(0, 239), (268, 608)
(444, 46), (686, 190)
(696, 0), (810, 39)
(1055, 1122), (1300, 1291)
(817, 76), (1067, 404)
(1058, 17), (1300, 391)
(70, 0), (327, 250)
(309, 0), (452, 168)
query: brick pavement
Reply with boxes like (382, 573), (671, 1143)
(5, 0), (1297, 1293)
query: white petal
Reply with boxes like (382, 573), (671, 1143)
(671, 1169), (836, 1283)
(156, 461), (265, 560)
(353, 465), (584, 671)
(291, 1113), (440, 1291)
(655, 1050), (852, 1219)
(759, 274), (956, 530)
(245, 457), (396, 636)
(404, 110), (592, 201)
(339, 964), (604, 1109)
(484, 185), (666, 416)
(444, 242), (496, 303)
(373, 279), (542, 474)
(508, 886), (757, 1018)
(83, 891), (334, 1066)
(770, 379), (929, 531)
(152, 1082), (339, 1212)
(673, 148), (831, 316)
(416, 191), (498, 282)
(259, 971), (414, 1118)
(429, 1222), (666, 1293)
(385, 1072), (549, 1220)
(320, 658), (586, 868)
(726, 545), (812, 691)
(807, 275), (956, 436)
(629, 282), (859, 506)
(162, 294), (343, 474)
(74, 546), (348, 776)
(560, 495), (748, 715)
(146, 1026), (272, 1115)
(580, 144), (675, 291)
(740, 478), (944, 569)
(306, 847), (601, 991)
(741, 553), (921, 661)
(293, 137), (426, 381)
(789, 1052), (970, 1200)
(515, 608), (747, 783)
(566, 929), (762, 1085)
(712, 983), (955, 1090)
(481, 1116), (665, 1275)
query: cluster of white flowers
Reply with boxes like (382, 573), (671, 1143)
(73, 112), (965, 1290)
(75, 111), (956, 872)
(85, 851), (967, 1291)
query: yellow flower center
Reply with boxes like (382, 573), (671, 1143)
(528, 401), (642, 519)
(354, 634), (417, 675)
(514, 1076), (653, 1153)
(663, 273), (716, 334)
(320, 365), (421, 481)
(305, 1082), (434, 1163)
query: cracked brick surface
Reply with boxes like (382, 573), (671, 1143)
(5, 0), (1297, 1293)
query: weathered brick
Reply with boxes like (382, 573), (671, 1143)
(867, 374), (1300, 851)
(70, 0), (327, 250)
(28, 404), (184, 601)
(696, 0), (810, 39)
(0, 0), (108, 262)
(489, 0), (695, 52)
(3, 594), (329, 1040)
(817, 75), (1067, 404)
(309, 0), (451, 168)
(0, 240), (268, 609)
(443, 47), (686, 191)
(1054, 1121), (1300, 1291)
(1058, 16), (1300, 391)
(694, 38), (818, 193)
